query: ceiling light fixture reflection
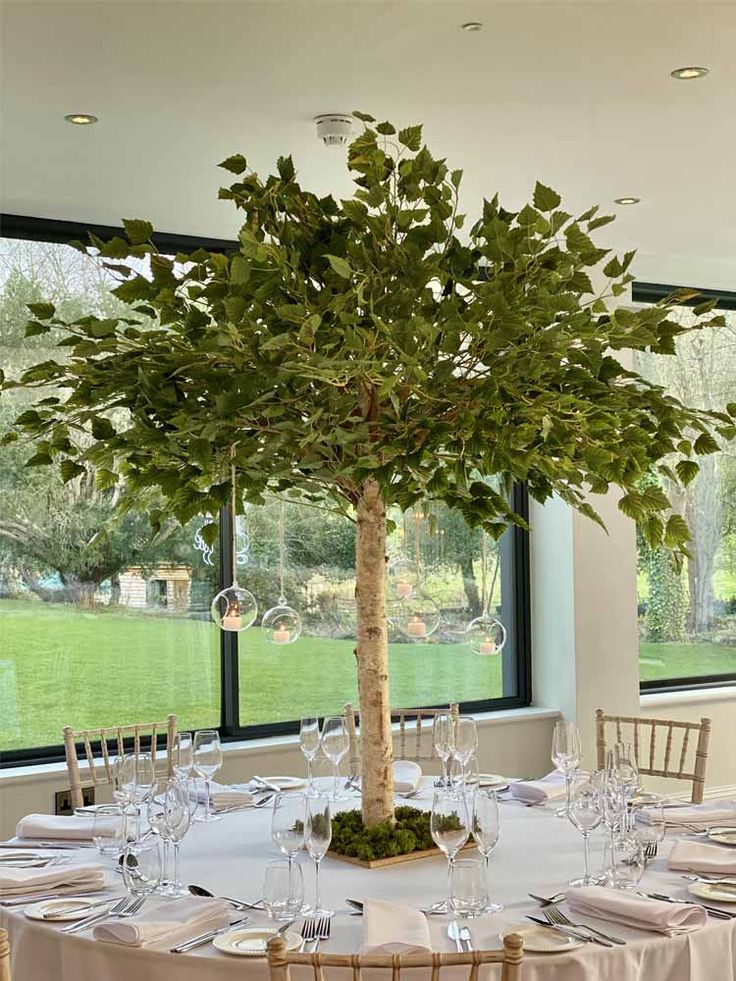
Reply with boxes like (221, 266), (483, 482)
(614, 197), (641, 206)
(64, 113), (98, 125)
(460, 21), (483, 31)
(670, 66), (709, 80)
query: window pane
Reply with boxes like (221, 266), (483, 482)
(237, 498), (517, 725)
(636, 300), (736, 685)
(0, 239), (221, 752)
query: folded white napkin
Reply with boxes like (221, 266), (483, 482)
(15, 813), (113, 842)
(362, 899), (432, 954)
(509, 771), (566, 804)
(668, 839), (736, 875)
(93, 896), (230, 947)
(644, 801), (736, 830)
(393, 761), (422, 795)
(189, 779), (254, 812)
(567, 885), (707, 936)
(0, 862), (105, 898)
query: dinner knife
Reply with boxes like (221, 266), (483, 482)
(170, 916), (251, 954)
(645, 893), (736, 919)
(0, 890), (114, 908)
(526, 916), (612, 947)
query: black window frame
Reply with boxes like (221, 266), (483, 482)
(634, 280), (736, 696)
(0, 214), (532, 768)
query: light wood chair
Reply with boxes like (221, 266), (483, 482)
(62, 715), (177, 809)
(595, 709), (711, 803)
(0, 928), (10, 981)
(345, 702), (460, 775)
(267, 932), (524, 981)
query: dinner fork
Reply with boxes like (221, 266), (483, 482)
(299, 917), (318, 952)
(544, 904), (626, 945)
(314, 916), (330, 951)
(63, 895), (145, 934)
(644, 841), (658, 861)
(542, 909), (613, 947)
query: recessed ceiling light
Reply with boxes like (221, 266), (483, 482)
(670, 66), (709, 80)
(64, 113), (98, 125)
(614, 197), (641, 206)
(460, 21), (483, 32)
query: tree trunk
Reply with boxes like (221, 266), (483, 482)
(458, 555), (482, 618)
(355, 478), (394, 827)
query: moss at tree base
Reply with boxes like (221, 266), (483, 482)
(330, 805), (462, 862)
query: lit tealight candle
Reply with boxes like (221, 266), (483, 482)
(479, 638), (497, 656)
(272, 623), (291, 644)
(407, 614), (426, 638)
(221, 609), (242, 631)
(396, 579), (413, 598)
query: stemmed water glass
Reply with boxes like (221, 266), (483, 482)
(551, 721), (582, 817)
(595, 766), (625, 885)
(433, 712), (455, 787)
(567, 770), (602, 886)
(300, 717), (320, 786)
(452, 717), (478, 788)
(163, 780), (192, 896)
(431, 788), (470, 913)
(271, 792), (306, 885)
(119, 752), (155, 839)
(321, 716), (349, 801)
(472, 789), (503, 912)
(304, 793), (333, 917)
(611, 743), (639, 830)
(193, 729), (222, 823)
(173, 732), (193, 781)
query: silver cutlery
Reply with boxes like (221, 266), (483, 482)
(253, 794), (275, 809)
(43, 896), (118, 919)
(447, 922), (463, 952)
(528, 892), (566, 907)
(1, 889), (114, 908)
(62, 895), (145, 934)
(644, 892), (736, 919)
(187, 884), (265, 909)
(314, 916), (330, 951)
(459, 926), (473, 951)
(544, 905), (626, 945)
(541, 910), (613, 947)
(0, 841), (92, 850)
(299, 917), (318, 952)
(346, 898), (445, 916)
(526, 915), (593, 944)
(170, 916), (250, 953)
(644, 841), (658, 861)
(681, 875), (736, 887)
(251, 776), (282, 794)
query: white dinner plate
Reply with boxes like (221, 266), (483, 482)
(0, 851), (44, 863)
(24, 897), (110, 922)
(500, 924), (584, 954)
(258, 776), (306, 791)
(477, 774), (509, 790)
(708, 827), (736, 847)
(214, 927), (301, 956)
(688, 881), (736, 904)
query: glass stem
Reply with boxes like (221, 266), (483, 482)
(161, 838), (170, 885)
(333, 764), (338, 801)
(173, 840), (181, 891)
(447, 856), (454, 910)
(582, 832), (591, 883)
(441, 756), (449, 787)
(314, 858), (321, 912)
(565, 771), (572, 815)
(307, 758), (312, 787)
(205, 777), (212, 821)
(484, 853), (492, 906)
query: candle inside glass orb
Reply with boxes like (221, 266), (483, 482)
(407, 614), (427, 638)
(272, 623), (291, 644)
(396, 579), (413, 598)
(221, 602), (242, 631)
(479, 638), (497, 656)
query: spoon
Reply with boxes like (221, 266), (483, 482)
(188, 884), (265, 910)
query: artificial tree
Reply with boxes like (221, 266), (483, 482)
(4, 112), (734, 828)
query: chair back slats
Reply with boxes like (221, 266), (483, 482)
(0, 928), (10, 981)
(595, 709), (711, 804)
(62, 714), (177, 809)
(345, 703), (460, 773)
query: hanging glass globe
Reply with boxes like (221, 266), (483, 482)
(391, 593), (441, 641)
(465, 613), (507, 657)
(210, 584), (258, 633)
(387, 557), (421, 599)
(262, 601), (303, 645)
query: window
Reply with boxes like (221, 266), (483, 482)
(0, 217), (531, 764)
(633, 282), (736, 691)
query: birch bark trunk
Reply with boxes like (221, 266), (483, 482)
(355, 477), (395, 827)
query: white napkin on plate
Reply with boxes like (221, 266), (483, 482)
(393, 761), (422, 795)
(668, 839), (736, 875)
(362, 899), (432, 954)
(188, 779), (254, 812)
(646, 800), (736, 830)
(567, 885), (707, 936)
(15, 813), (112, 842)
(0, 862), (105, 898)
(93, 896), (229, 947)
(508, 771), (566, 804)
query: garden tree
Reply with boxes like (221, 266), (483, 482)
(4, 113), (735, 828)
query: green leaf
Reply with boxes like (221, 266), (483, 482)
(27, 302), (55, 320)
(26, 449), (53, 467)
(230, 255), (251, 285)
(91, 416), (116, 440)
(123, 219), (153, 245)
(375, 121), (396, 136)
(60, 459), (86, 483)
(352, 110), (376, 123)
(664, 513), (691, 548)
(675, 459), (699, 486)
(219, 153), (248, 174)
(95, 468), (117, 491)
(324, 254), (352, 278)
(693, 432), (719, 455)
(532, 181), (561, 212)
(277, 155), (295, 182)
(726, 403), (736, 418)
(25, 320), (52, 337)
(398, 125), (422, 152)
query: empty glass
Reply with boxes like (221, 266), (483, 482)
(633, 803), (666, 865)
(321, 716), (349, 801)
(432, 712), (455, 787)
(264, 859), (304, 921)
(92, 805), (126, 857)
(449, 859), (488, 918)
(304, 793), (333, 917)
(611, 743), (640, 828)
(452, 717), (478, 787)
(605, 833), (645, 889)
(193, 729), (223, 823)
(300, 717), (320, 785)
(551, 721), (582, 817)
(173, 732), (193, 781)
(163, 780), (191, 897)
(122, 836), (162, 896)
(472, 789), (502, 912)
(271, 793), (306, 878)
(118, 753), (155, 838)
(568, 770), (602, 886)
(431, 788), (470, 913)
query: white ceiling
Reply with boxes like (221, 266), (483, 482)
(2, 1), (735, 288)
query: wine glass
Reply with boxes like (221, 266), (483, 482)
(300, 717), (320, 786)
(551, 721), (581, 817)
(431, 789), (470, 913)
(321, 716), (349, 801)
(173, 732), (193, 781)
(162, 780), (191, 897)
(432, 712), (455, 787)
(594, 766), (625, 884)
(452, 717), (478, 788)
(192, 729), (222, 823)
(304, 793), (333, 917)
(472, 789), (502, 912)
(612, 742), (639, 829)
(271, 792), (306, 884)
(147, 788), (174, 893)
(568, 770), (602, 886)
(119, 753), (155, 838)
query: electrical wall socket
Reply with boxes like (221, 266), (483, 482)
(55, 786), (95, 815)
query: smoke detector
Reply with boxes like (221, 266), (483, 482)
(314, 113), (353, 147)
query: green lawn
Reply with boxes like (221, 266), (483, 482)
(640, 640), (736, 681)
(0, 599), (502, 751)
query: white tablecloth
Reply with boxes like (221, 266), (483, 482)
(4, 779), (736, 980)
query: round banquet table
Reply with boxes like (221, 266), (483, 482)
(3, 778), (736, 981)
